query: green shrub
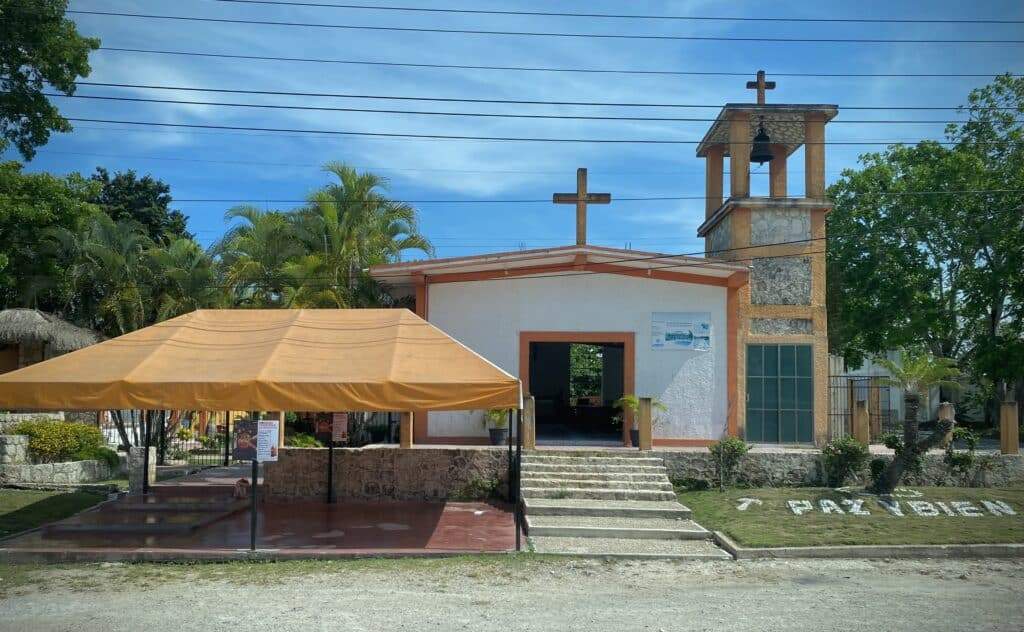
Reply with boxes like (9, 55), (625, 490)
(450, 477), (500, 501)
(944, 427), (980, 486)
(869, 458), (888, 488)
(75, 445), (121, 470)
(285, 432), (324, 448)
(175, 427), (194, 442)
(821, 436), (870, 487)
(198, 435), (223, 450)
(12, 420), (108, 464)
(708, 436), (750, 490)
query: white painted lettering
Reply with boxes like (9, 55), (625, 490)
(819, 499), (845, 514)
(878, 499), (903, 516)
(952, 501), (983, 517)
(788, 500), (814, 515)
(841, 499), (871, 516)
(981, 500), (1016, 516)
(935, 502), (957, 516)
(907, 501), (939, 516)
(736, 498), (763, 511)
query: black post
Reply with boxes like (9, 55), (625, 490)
(141, 410), (151, 495)
(327, 441), (335, 504)
(506, 409), (513, 502)
(157, 410), (167, 466)
(515, 408), (522, 551)
(250, 458), (259, 551)
(223, 412), (230, 466)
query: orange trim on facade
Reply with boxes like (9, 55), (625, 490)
(519, 331), (635, 446)
(425, 261), (731, 287)
(413, 273), (427, 319)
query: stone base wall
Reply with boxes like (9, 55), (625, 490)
(0, 413), (64, 434)
(661, 450), (1024, 488)
(263, 446), (509, 501)
(0, 435), (29, 466)
(0, 460), (112, 485)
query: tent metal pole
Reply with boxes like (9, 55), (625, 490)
(141, 410), (151, 495)
(250, 458), (258, 551)
(507, 409), (513, 502)
(515, 408), (522, 551)
(327, 440), (335, 504)
(223, 411), (230, 466)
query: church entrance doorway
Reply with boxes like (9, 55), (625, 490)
(519, 332), (635, 446)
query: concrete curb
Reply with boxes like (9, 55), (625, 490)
(0, 548), (516, 564)
(712, 530), (1024, 560)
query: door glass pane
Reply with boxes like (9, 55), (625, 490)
(764, 376), (779, 409)
(779, 345), (796, 376)
(781, 411), (797, 442)
(748, 345), (763, 377)
(747, 378), (764, 409)
(763, 345), (778, 376)
(797, 411), (813, 442)
(746, 410), (763, 442)
(763, 410), (779, 443)
(797, 378), (813, 411)
(796, 345), (812, 377)
(780, 378), (796, 410)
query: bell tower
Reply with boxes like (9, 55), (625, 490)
(696, 71), (837, 445)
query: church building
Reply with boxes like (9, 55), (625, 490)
(370, 74), (837, 447)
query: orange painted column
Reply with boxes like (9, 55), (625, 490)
(705, 145), (724, 217)
(400, 411), (415, 448)
(728, 112), (751, 199)
(769, 144), (788, 197)
(804, 113), (826, 199)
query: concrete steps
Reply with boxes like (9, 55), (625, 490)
(520, 450), (728, 559)
(529, 536), (731, 559)
(523, 498), (692, 519)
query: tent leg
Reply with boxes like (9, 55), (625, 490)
(223, 411), (230, 466)
(507, 409), (513, 502)
(250, 459), (259, 551)
(515, 408), (522, 552)
(327, 441), (335, 504)
(142, 410), (151, 495)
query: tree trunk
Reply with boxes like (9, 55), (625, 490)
(111, 409), (131, 449)
(874, 393), (954, 495)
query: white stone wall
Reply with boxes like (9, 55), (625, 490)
(751, 257), (812, 305)
(427, 273), (730, 440)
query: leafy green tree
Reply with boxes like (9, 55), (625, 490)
(148, 237), (224, 320)
(0, 0), (99, 159)
(88, 168), (190, 243)
(287, 162), (432, 307)
(569, 344), (603, 400)
(827, 74), (1024, 418)
(872, 349), (961, 494)
(215, 206), (301, 307)
(47, 213), (153, 335)
(0, 161), (100, 310)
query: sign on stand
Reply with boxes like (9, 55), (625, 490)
(256, 420), (279, 462)
(332, 412), (348, 444)
(233, 418), (279, 462)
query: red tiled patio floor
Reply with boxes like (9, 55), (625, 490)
(0, 468), (516, 562)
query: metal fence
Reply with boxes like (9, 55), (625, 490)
(828, 375), (899, 441)
(102, 410), (234, 467)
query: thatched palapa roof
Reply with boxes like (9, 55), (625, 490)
(0, 309), (102, 352)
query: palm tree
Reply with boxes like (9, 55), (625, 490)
(149, 237), (225, 321)
(46, 214), (153, 336)
(215, 206), (301, 307)
(873, 348), (961, 493)
(288, 163), (432, 307)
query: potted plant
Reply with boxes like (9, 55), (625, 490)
(482, 408), (511, 445)
(614, 394), (668, 447)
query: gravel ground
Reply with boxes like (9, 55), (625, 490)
(1, 556), (1023, 631)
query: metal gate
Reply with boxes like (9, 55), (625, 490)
(828, 375), (898, 441)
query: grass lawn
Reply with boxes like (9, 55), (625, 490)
(0, 489), (106, 539)
(678, 487), (1024, 548)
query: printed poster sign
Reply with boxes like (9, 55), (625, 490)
(232, 419), (257, 461)
(332, 412), (349, 443)
(256, 420), (279, 462)
(651, 312), (712, 351)
(232, 419), (279, 462)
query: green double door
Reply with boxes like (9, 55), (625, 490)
(746, 344), (814, 443)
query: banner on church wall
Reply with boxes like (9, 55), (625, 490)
(651, 312), (712, 351)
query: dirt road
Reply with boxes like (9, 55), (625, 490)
(1, 556), (1022, 631)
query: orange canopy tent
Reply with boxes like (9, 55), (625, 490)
(0, 309), (521, 412)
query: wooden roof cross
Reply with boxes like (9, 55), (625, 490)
(553, 168), (611, 246)
(746, 70), (776, 105)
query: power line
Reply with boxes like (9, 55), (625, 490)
(96, 46), (1023, 79)
(63, 117), (1022, 145)
(66, 10), (1024, 43)
(71, 81), (1018, 111)
(44, 92), (1015, 125)
(212, 0), (1024, 25)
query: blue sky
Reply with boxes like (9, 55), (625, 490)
(12, 0), (1024, 258)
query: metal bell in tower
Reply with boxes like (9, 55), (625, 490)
(749, 117), (774, 165)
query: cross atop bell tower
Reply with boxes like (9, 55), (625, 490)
(553, 168), (611, 246)
(745, 70), (776, 105)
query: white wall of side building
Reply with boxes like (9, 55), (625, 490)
(425, 273), (730, 440)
